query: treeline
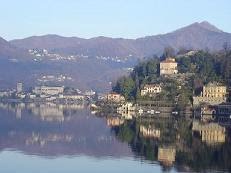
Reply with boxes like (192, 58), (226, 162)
(113, 46), (231, 101)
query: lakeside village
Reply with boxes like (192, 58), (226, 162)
(93, 50), (231, 122)
(0, 83), (97, 104)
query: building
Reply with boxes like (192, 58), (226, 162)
(16, 82), (23, 93)
(160, 58), (178, 75)
(117, 102), (136, 119)
(84, 90), (96, 96)
(193, 83), (227, 106)
(140, 84), (162, 96)
(59, 94), (85, 100)
(33, 86), (64, 96)
(200, 105), (216, 122)
(106, 92), (125, 103)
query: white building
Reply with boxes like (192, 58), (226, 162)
(59, 94), (85, 100)
(17, 82), (23, 93)
(141, 84), (162, 96)
(33, 86), (64, 96)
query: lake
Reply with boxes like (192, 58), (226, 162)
(0, 103), (230, 173)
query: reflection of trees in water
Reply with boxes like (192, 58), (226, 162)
(111, 118), (231, 172)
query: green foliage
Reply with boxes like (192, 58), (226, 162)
(113, 48), (231, 102)
(177, 50), (231, 85)
(113, 76), (136, 100)
(113, 58), (160, 100)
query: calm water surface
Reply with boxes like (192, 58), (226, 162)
(0, 103), (230, 173)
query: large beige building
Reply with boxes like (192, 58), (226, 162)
(33, 86), (64, 96)
(160, 58), (178, 75)
(140, 84), (162, 96)
(193, 83), (227, 105)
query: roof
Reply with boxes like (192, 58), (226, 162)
(160, 58), (177, 63)
(108, 92), (121, 95)
(143, 84), (161, 88)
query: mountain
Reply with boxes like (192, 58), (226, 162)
(0, 37), (29, 60)
(0, 21), (231, 91)
(10, 21), (231, 58)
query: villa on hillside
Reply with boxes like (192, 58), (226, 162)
(160, 58), (178, 75)
(140, 84), (162, 96)
(193, 82), (227, 106)
(106, 92), (125, 103)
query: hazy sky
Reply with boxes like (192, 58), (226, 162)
(0, 0), (231, 40)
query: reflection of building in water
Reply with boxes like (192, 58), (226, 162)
(26, 133), (73, 147)
(30, 103), (84, 122)
(117, 102), (135, 119)
(0, 103), (26, 118)
(107, 117), (124, 127)
(26, 103), (36, 109)
(57, 104), (84, 110)
(139, 125), (160, 138)
(158, 147), (176, 166)
(31, 104), (64, 122)
(192, 121), (226, 144)
(16, 107), (22, 119)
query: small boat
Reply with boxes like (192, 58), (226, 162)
(155, 111), (160, 114)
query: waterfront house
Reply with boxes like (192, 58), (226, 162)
(193, 82), (227, 106)
(106, 92), (125, 103)
(33, 86), (64, 96)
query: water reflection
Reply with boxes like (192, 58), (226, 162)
(0, 103), (132, 158)
(109, 116), (231, 172)
(0, 103), (230, 172)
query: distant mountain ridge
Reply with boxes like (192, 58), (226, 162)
(9, 21), (231, 58)
(0, 21), (231, 91)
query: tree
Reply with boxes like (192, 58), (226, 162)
(161, 46), (176, 60)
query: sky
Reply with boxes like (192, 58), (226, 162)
(0, 0), (231, 40)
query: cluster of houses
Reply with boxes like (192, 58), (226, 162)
(0, 83), (97, 103)
(104, 57), (231, 119)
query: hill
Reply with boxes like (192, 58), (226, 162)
(10, 21), (231, 58)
